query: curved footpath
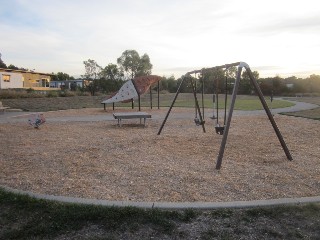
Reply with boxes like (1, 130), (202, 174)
(1, 98), (320, 209)
(2, 185), (320, 209)
(0, 98), (318, 123)
(233, 98), (319, 116)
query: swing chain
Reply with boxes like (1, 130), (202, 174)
(214, 67), (229, 135)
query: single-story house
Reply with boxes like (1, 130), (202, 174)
(49, 79), (91, 90)
(0, 68), (56, 90)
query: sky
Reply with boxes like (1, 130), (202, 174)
(1, 0), (320, 79)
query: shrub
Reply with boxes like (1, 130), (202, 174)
(0, 89), (22, 99)
(0, 89), (46, 98)
(59, 90), (76, 97)
(26, 88), (35, 93)
(46, 91), (59, 98)
(75, 90), (91, 96)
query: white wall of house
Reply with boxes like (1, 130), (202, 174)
(0, 72), (24, 89)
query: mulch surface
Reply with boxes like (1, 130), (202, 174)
(0, 108), (319, 202)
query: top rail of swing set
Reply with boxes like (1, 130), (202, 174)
(185, 62), (242, 76)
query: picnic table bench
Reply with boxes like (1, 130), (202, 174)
(113, 112), (152, 127)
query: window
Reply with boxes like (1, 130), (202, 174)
(42, 78), (49, 87)
(3, 74), (10, 82)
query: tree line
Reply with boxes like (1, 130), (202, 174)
(159, 67), (320, 96)
(79, 50), (153, 95)
(79, 51), (320, 96)
(1, 51), (319, 96)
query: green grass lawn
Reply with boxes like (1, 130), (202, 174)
(286, 97), (320, 105)
(281, 108), (320, 120)
(2, 93), (294, 112)
(122, 93), (294, 111)
(281, 97), (320, 120)
(1, 188), (319, 239)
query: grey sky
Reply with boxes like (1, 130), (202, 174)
(1, 0), (319, 78)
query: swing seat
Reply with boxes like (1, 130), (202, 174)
(215, 126), (224, 135)
(194, 118), (205, 126)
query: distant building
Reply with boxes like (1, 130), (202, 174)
(286, 83), (294, 89)
(0, 68), (55, 90)
(49, 79), (91, 90)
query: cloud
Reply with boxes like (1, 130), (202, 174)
(1, 0), (319, 78)
(239, 15), (320, 36)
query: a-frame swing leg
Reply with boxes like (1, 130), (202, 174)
(246, 66), (293, 161)
(215, 65), (243, 169)
(157, 76), (186, 135)
(190, 78), (206, 133)
(215, 62), (293, 170)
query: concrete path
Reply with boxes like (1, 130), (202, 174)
(2, 185), (320, 209)
(233, 98), (318, 116)
(0, 98), (318, 124)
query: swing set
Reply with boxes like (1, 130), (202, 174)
(189, 68), (228, 135)
(157, 62), (293, 170)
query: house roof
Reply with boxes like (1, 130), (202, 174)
(0, 68), (54, 76)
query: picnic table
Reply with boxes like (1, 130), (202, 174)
(113, 112), (152, 127)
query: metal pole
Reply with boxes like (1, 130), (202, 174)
(138, 93), (141, 111)
(194, 80), (197, 119)
(190, 78), (206, 133)
(187, 62), (241, 75)
(157, 76), (186, 135)
(211, 94), (216, 119)
(216, 78), (219, 125)
(216, 66), (243, 170)
(224, 70), (228, 125)
(202, 74), (205, 118)
(157, 81), (160, 109)
(245, 66), (293, 161)
(150, 87), (153, 109)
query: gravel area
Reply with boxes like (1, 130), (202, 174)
(0, 108), (319, 202)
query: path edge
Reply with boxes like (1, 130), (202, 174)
(2, 185), (320, 210)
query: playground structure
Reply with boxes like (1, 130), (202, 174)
(158, 62), (293, 169)
(101, 75), (161, 111)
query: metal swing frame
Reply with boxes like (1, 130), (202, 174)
(214, 67), (229, 135)
(157, 62), (293, 170)
(193, 73), (206, 127)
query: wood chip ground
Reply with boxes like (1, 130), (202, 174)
(0, 108), (319, 202)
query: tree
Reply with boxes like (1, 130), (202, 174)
(166, 76), (177, 93)
(56, 72), (72, 81)
(258, 78), (273, 95)
(7, 64), (19, 70)
(0, 53), (7, 68)
(154, 75), (176, 93)
(82, 59), (102, 96)
(239, 70), (259, 94)
(82, 59), (101, 80)
(201, 68), (225, 94)
(137, 53), (152, 76)
(100, 63), (123, 81)
(271, 76), (286, 95)
(117, 50), (152, 79)
(308, 74), (320, 93)
(98, 64), (124, 93)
